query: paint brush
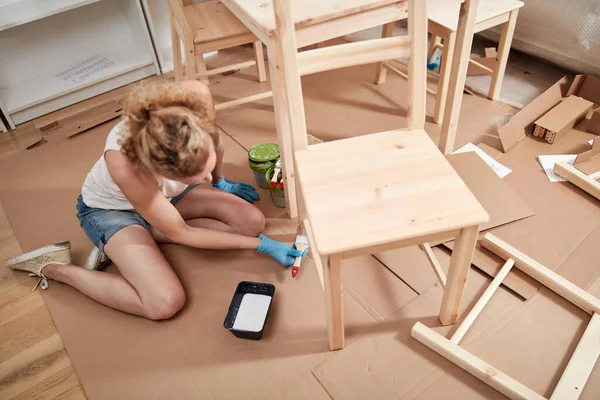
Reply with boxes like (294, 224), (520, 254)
(291, 235), (309, 278)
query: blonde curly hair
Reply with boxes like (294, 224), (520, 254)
(119, 81), (217, 179)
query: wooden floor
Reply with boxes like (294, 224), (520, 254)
(0, 74), (167, 399)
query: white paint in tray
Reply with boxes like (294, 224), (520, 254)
(232, 293), (272, 332)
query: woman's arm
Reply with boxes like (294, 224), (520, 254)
(107, 151), (259, 250)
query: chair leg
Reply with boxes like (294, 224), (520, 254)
(324, 253), (344, 350)
(488, 10), (519, 100)
(439, 225), (479, 325)
(438, 0), (479, 154)
(170, 15), (184, 82)
(195, 54), (210, 85)
(428, 35), (442, 64)
(434, 32), (456, 125)
(375, 22), (395, 85)
(253, 41), (267, 82)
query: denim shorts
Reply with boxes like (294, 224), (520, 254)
(76, 184), (198, 251)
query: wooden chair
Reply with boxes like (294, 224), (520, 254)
(168, 0), (271, 110)
(271, 0), (489, 350)
(377, 0), (523, 124)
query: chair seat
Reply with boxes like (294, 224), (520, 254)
(184, 0), (253, 44)
(428, 0), (523, 31)
(295, 129), (489, 255)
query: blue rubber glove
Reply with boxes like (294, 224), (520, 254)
(257, 234), (307, 267)
(213, 176), (260, 203)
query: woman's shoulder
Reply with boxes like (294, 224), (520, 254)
(105, 118), (130, 150)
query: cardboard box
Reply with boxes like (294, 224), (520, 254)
(532, 95), (593, 144)
(497, 74), (600, 152)
(587, 108), (600, 136)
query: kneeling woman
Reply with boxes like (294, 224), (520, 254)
(7, 80), (303, 320)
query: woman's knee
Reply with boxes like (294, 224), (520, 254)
(239, 207), (265, 237)
(144, 287), (186, 320)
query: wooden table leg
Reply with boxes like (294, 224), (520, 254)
(439, 224), (479, 325)
(324, 253), (344, 350)
(253, 41), (267, 83)
(428, 35), (442, 64)
(438, 0), (479, 154)
(433, 32), (455, 124)
(488, 9), (519, 100)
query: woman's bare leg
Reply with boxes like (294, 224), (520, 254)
(152, 185), (265, 243)
(44, 225), (184, 320)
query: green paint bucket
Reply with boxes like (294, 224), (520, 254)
(265, 165), (286, 208)
(248, 143), (280, 189)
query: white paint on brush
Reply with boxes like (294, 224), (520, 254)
(232, 294), (272, 332)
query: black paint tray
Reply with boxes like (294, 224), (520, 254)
(223, 281), (275, 340)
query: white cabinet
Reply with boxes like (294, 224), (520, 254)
(0, 0), (160, 127)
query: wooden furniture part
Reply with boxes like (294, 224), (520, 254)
(259, 0), (488, 350)
(554, 139), (600, 201)
(377, 0), (523, 126)
(223, 0), (481, 215)
(412, 233), (600, 400)
(168, 0), (269, 111)
(0, 0), (159, 127)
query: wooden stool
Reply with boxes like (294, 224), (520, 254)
(377, 0), (523, 124)
(270, 0), (489, 350)
(168, 0), (271, 111)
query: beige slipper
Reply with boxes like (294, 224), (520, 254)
(5, 241), (71, 291)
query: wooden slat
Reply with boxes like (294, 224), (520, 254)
(295, 2), (408, 48)
(420, 243), (447, 288)
(551, 313), (600, 400)
(383, 62), (437, 96)
(481, 233), (600, 315)
(450, 259), (514, 344)
(324, 253), (344, 350)
(215, 91), (273, 111)
(199, 60), (256, 78)
(297, 36), (411, 76)
(553, 162), (600, 201)
(412, 322), (546, 400)
(42, 100), (122, 139)
(303, 219), (325, 291)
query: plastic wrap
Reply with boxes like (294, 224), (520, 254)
(479, 0), (600, 76)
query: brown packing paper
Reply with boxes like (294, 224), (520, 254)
(587, 109), (600, 135)
(312, 253), (524, 400)
(411, 224), (600, 399)
(314, 225), (600, 400)
(449, 127), (600, 299)
(0, 117), (422, 399)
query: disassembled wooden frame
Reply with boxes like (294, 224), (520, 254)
(554, 139), (600, 201)
(412, 233), (600, 400)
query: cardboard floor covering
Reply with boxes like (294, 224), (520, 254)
(1, 51), (587, 399)
(0, 120), (430, 399)
(313, 225), (600, 399)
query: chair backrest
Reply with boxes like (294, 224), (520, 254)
(271, 0), (428, 153)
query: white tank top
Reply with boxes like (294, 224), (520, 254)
(81, 120), (189, 210)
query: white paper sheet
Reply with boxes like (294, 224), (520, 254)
(538, 155), (577, 182)
(452, 142), (512, 178)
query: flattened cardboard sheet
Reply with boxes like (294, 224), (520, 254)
(314, 225), (600, 400)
